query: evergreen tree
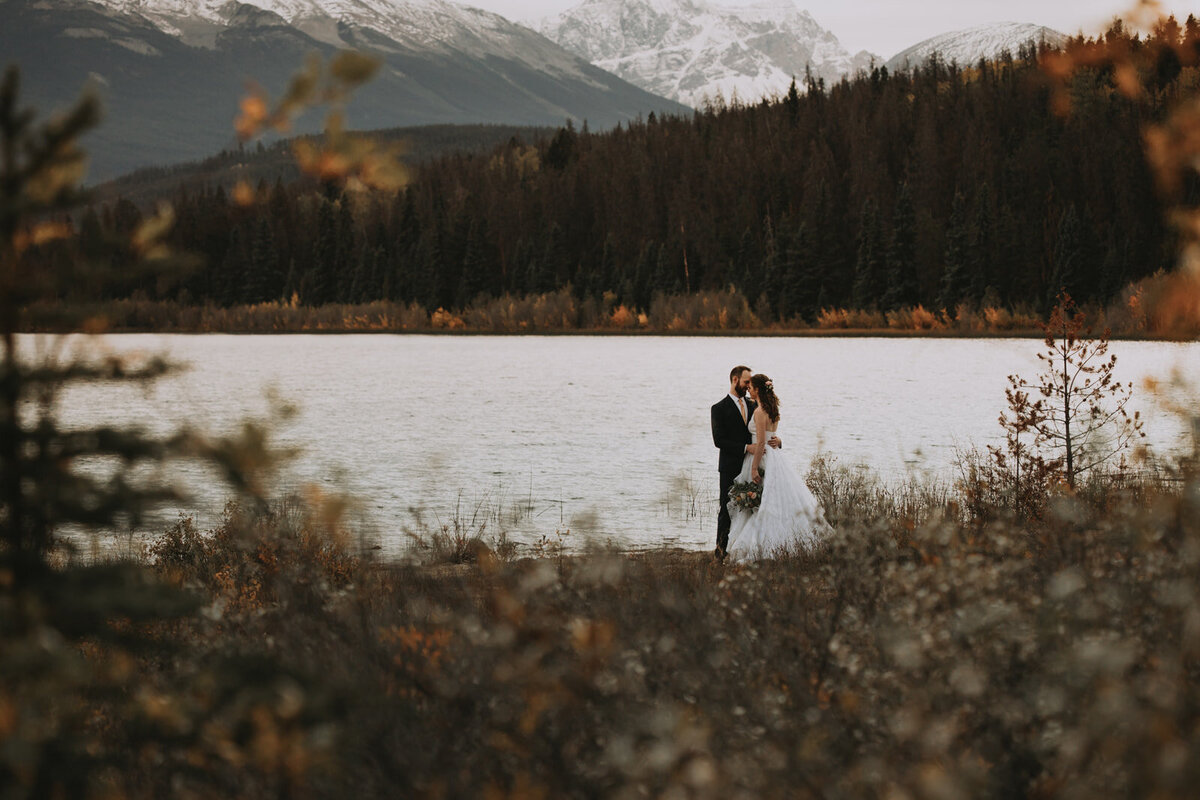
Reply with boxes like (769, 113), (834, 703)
(783, 78), (801, 126)
(882, 183), (919, 310)
(852, 198), (885, 309)
(219, 227), (247, 306)
(348, 245), (370, 304)
(309, 197), (338, 305)
(651, 243), (673, 296)
(544, 122), (578, 170)
(458, 218), (488, 305)
(334, 197), (356, 303)
(391, 190), (420, 302)
(283, 259), (299, 301)
(247, 216), (280, 303)
(938, 191), (971, 310)
(967, 184), (995, 303)
(539, 222), (567, 293)
(416, 229), (442, 309)
(590, 234), (617, 299)
(1099, 236), (1126, 300)
(1048, 204), (1083, 309)
(734, 228), (758, 300)
(761, 227), (783, 320)
(633, 242), (656, 308)
(783, 222), (820, 321)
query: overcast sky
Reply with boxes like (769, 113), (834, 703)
(475, 0), (1197, 60)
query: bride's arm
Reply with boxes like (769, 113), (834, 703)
(752, 408), (767, 481)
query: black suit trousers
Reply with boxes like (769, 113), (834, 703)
(716, 466), (742, 553)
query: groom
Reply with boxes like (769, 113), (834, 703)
(711, 365), (780, 560)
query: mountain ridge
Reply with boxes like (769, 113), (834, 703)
(538, 0), (877, 107)
(1, 0), (688, 180)
(884, 22), (1067, 72)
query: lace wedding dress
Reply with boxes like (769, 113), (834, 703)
(726, 418), (832, 562)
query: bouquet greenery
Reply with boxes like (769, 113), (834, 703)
(728, 468), (764, 513)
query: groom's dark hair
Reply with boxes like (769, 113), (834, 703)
(730, 365), (751, 381)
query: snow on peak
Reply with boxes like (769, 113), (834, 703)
(90, 0), (533, 53)
(539, 0), (878, 108)
(885, 22), (1067, 72)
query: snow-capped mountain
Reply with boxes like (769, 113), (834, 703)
(1, 0), (687, 179)
(95, 0), (580, 61)
(885, 22), (1067, 73)
(538, 0), (877, 108)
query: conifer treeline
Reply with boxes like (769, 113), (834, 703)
(65, 18), (1200, 320)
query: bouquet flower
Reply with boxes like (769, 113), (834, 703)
(728, 468), (764, 513)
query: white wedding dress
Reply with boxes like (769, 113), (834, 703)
(726, 417), (832, 562)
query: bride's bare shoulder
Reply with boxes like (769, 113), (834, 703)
(754, 407), (779, 428)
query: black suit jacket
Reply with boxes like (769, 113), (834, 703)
(711, 395), (756, 476)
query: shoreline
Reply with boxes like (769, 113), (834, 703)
(17, 326), (1198, 342)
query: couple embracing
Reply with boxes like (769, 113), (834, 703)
(711, 365), (832, 562)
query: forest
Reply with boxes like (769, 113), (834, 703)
(34, 16), (1200, 328)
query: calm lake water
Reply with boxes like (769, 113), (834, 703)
(32, 334), (1200, 552)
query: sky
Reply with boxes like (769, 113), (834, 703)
(472, 0), (1198, 60)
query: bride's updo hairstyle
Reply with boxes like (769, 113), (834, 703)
(751, 373), (780, 423)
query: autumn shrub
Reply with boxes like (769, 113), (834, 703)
(456, 288), (581, 331)
(814, 306), (888, 329)
(150, 497), (363, 613)
(401, 495), (505, 565)
(887, 303), (947, 330)
(805, 454), (956, 527)
(645, 288), (758, 330)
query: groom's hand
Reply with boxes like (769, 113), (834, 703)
(767, 436), (781, 449)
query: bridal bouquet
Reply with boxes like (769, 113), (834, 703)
(728, 469), (764, 513)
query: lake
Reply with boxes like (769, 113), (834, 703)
(34, 334), (1200, 552)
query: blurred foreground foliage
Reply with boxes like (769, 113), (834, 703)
(42, 446), (1194, 799)
(0, 66), (342, 798)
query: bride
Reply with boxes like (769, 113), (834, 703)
(726, 373), (832, 561)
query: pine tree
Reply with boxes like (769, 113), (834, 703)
(539, 222), (567, 293)
(416, 229), (442, 309)
(938, 191), (970, 311)
(391, 190), (420, 302)
(651, 243), (673, 296)
(783, 78), (801, 126)
(882, 183), (919, 310)
(852, 198), (885, 309)
(348, 245), (370, 304)
(783, 222), (820, 320)
(590, 234), (617, 299)
(219, 227), (247, 306)
(247, 216), (280, 303)
(544, 121), (578, 170)
(734, 228), (758, 300)
(967, 184), (995, 303)
(761, 227), (783, 321)
(458, 218), (488, 305)
(283, 258), (299, 300)
(334, 197), (356, 303)
(1048, 204), (1083, 309)
(309, 197), (338, 305)
(633, 242), (656, 308)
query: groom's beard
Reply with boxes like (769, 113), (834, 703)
(736, 385), (748, 397)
